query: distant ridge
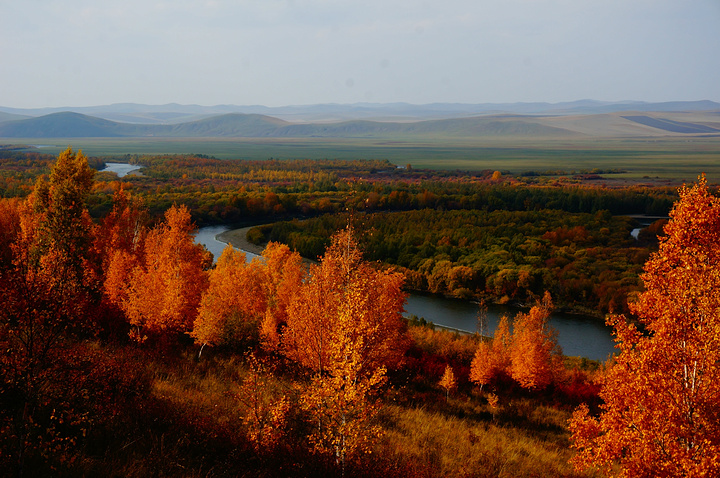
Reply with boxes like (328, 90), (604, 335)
(0, 112), (293, 138)
(1, 100), (718, 124)
(0, 112), (584, 138)
(0, 105), (719, 139)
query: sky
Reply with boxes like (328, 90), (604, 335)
(1, 0), (719, 108)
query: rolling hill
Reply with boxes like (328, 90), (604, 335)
(0, 108), (718, 139)
(0, 112), (291, 138)
(2, 100), (719, 123)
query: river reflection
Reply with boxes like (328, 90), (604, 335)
(195, 226), (617, 362)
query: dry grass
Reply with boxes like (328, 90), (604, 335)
(376, 395), (598, 478)
(407, 325), (480, 365)
(58, 340), (601, 477)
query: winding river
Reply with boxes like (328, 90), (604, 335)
(194, 225), (617, 362)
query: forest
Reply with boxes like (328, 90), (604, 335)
(249, 208), (647, 315)
(1, 148), (718, 477)
(1, 149), (674, 317)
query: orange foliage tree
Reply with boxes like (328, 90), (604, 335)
(283, 227), (408, 468)
(0, 148), (101, 472)
(16, 147), (98, 309)
(439, 364), (457, 400)
(300, 302), (388, 471)
(191, 246), (266, 352)
(470, 293), (561, 392)
(470, 315), (512, 389)
(190, 241), (304, 354)
(98, 187), (148, 263)
(282, 227), (408, 375)
(257, 242), (305, 351)
(100, 188), (149, 334)
(237, 354), (290, 453)
(570, 176), (720, 477)
(509, 292), (562, 390)
(121, 204), (210, 341)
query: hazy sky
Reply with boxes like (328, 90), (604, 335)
(2, 0), (719, 108)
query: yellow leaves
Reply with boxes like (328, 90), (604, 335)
(301, 342), (387, 464)
(283, 227), (408, 375)
(237, 354), (289, 453)
(190, 241), (305, 351)
(280, 227), (405, 467)
(509, 298), (561, 391)
(121, 205), (208, 339)
(470, 294), (561, 392)
(470, 315), (512, 387)
(569, 176), (720, 477)
(439, 365), (457, 400)
(193, 246), (265, 347)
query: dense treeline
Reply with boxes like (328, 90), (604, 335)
(2, 152), (676, 228)
(0, 151), (674, 316)
(116, 154), (675, 225)
(251, 209), (648, 315)
(0, 150), (103, 199)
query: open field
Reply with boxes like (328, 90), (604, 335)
(4, 135), (720, 182)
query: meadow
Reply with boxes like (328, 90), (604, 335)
(6, 134), (720, 182)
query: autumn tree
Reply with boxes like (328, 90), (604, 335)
(27, 147), (95, 262)
(257, 242), (304, 352)
(191, 246), (265, 353)
(237, 354), (290, 453)
(439, 365), (457, 401)
(190, 241), (304, 355)
(15, 147), (99, 313)
(282, 227), (408, 375)
(1, 148), (99, 377)
(283, 227), (408, 470)
(120, 204), (210, 342)
(509, 292), (562, 390)
(300, 303), (388, 473)
(0, 148), (109, 473)
(470, 315), (512, 389)
(570, 176), (720, 477)
(99, 188), (149, 335)
(98, 186), (148, 263)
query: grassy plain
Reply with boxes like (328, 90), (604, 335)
(6, 135), (720, 182)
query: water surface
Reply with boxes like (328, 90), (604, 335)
(101, 162), (142, 177)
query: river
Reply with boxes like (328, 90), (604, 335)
(194, 226), (617, 362)
(100, 162), (142, 178)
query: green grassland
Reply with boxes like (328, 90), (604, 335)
(4, 135), (720, 181)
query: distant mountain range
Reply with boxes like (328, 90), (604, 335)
(2, 100), (720, 123)
(0, 101), (718, 139)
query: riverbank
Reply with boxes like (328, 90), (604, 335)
(216, 226), (266, 256)
(216, 226), (317, 266)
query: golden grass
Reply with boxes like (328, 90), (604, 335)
(377, 396), (598, 478)
(407, 325), (480, 365)
(64, 342), (601, 477)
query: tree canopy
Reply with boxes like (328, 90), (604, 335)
(570, 175), (720, 477)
